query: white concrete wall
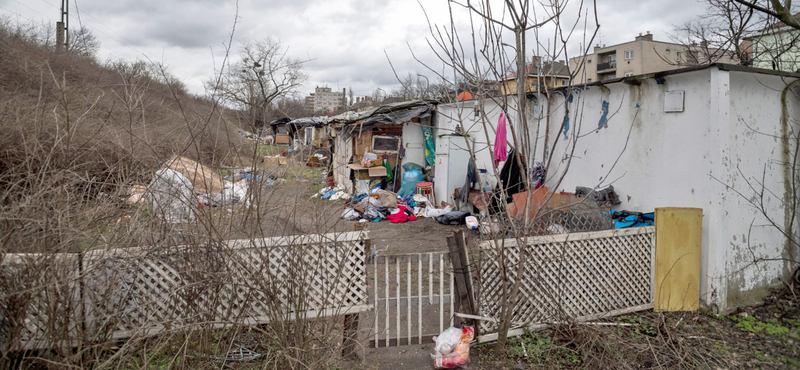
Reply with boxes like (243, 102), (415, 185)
(435, 97), (547, 201)
(542, 66), (799, 311)
(721, 71), (800, 307)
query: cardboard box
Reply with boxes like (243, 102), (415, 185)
(347, 163), (387, 177)
(263, 156), (287, 166)
(275, 134), (291, 144)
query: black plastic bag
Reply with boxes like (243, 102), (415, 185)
(436, 211), (471, 225)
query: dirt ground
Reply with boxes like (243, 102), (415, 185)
(256, 162), (463, 254)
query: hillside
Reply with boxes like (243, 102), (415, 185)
(0, 24), (251, 252)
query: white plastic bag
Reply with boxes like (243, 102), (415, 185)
(424, 205), (453, 218)
(432, 327), (474, 369)
(434, 327), (462, 355)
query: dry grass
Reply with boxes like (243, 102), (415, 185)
(0, 20), (363, 370)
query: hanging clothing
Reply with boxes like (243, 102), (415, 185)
(493, 111), (508, 167)
(489, 147), (526, 214)
(456, 159), (478, 210)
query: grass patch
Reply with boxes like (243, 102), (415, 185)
(729, 315), (790, 336)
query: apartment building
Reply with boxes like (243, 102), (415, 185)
(499, 57), (571, 95)
(746, 20), (800, 72)
(569, 32), (735, 83)
(305, 86), (347, 113)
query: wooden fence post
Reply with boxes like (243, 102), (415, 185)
(447, 230), (476, 327)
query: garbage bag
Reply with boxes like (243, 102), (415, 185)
(402, 162), (425, 173)
(424, 205), (453, 218)
(146, 169), (196, 223)
(436, 211), (471, 225)
(432, 327), (474, 369)
(434, 327), (462, 355)
(341, 208), (360, 221)
(397, 169), (424, 197)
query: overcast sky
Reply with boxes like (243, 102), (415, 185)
(1, 0), (708, 98)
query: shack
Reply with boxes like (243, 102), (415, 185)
(330, 100), (436, 195)
(269, 117), (330, 147)
(269, 117), (293, 144)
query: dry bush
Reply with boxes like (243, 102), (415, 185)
(0, 20), (360, 370)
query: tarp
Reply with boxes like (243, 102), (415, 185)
(288, 117), (326, 128)
(162, 156), (225, 194)
(341, 102), (435, 137)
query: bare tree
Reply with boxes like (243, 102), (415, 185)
(732, 0), (800, 29)
(669, 0), (757, 65)
(68, 25), (99, 58)
(210, 37), (307, 131)
(409, 0), (601, 355)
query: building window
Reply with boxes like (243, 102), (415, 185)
(624, 49), (633, 60)
(624, 72), (633, 77)
(608, 54), (616, 62)
(676, 52), (682, 62)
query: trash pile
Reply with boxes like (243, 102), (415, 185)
(432, 326), (474, 369)
(129, 156), (283, 223)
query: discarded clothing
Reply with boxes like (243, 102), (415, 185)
(436, 210), (471, 225)
(376, 190), (398, 208)
(342, 208), (360, 221)
(530, 161), (546, 189)
(493, 112), (508, 167)
(576, 185), (621, 206)
(387, 205), (417, 223)
(610, 210), (654, 228)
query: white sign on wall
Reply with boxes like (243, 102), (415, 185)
(664, 90), (685, 113)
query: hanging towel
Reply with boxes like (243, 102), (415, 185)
(493, 111), (508, 167)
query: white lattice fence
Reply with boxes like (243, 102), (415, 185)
(0, 253), (82, 351)
(477, 226), (655, 338)
(75, 231), (370, 341)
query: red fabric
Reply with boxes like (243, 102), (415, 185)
(493, 111), (508, 167)
(387, 205), (416, 223)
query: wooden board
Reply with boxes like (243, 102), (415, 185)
(654, 207), (702, 311)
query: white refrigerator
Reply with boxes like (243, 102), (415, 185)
(434, 135), (474, 207)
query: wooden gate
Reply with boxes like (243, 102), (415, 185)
(369, 252), (455, 347)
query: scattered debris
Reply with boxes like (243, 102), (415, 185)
(432, 326), (474, 369)
(146, 168), (196, 223)
(212, 345), (262, 363)
(163, 156), (225, 194)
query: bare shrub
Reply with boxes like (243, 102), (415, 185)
(0, 17), (360, 370)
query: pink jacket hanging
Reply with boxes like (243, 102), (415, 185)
(493, 111), (508, 167)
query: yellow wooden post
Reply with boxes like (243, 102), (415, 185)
(654, 207), (702, 311)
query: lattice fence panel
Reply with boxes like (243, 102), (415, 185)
(0, 254), (82, 350)
(81, 231), (369, 341)
(477, 226), (655, 333)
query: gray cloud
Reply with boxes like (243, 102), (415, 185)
(1, 0), (710, 97)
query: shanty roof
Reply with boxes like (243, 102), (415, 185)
(335, 100), (437, 137)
